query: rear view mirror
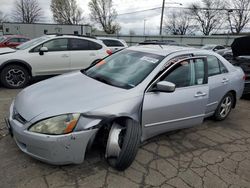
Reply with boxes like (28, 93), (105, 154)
(39, 47), (48, 55)
(156, 81), (176, 93)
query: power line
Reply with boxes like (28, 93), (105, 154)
(117, 7), (162, 16)
(116, 6), (250, 17)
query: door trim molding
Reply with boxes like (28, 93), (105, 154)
(144, 114), (205, 127)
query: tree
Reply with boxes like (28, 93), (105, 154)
(227, 0), (250, 34)
(88, 0), (120, 34)
(189, 0), (225, 35)
(51, 0), (83, 24)
(12, 0), (43, 23)
(164, 10), (193, 35)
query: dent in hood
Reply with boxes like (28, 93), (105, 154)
(14, 71), (140, 122)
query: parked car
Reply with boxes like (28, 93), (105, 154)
(0, 35), (30, 48)
(223, 36), (250, 95)
(202, 44), (225, 52)
(97, 37), (128, 52)
(138, 40), (188, 47)
(6, 45), (244, 170)
(0, 34), (111, 88)
(216, 47), (231, 55)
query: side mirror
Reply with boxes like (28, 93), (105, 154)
(155, 81), (176, 93)
(39, 47), (48, 55)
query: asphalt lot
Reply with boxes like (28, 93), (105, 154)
(0, 86), (250, 188)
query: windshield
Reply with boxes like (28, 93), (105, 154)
(0, 36), (6, 43)
(85, 50), (164, 89)
(16, 36), (51, 50)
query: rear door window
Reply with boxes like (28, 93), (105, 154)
(69, 39), (102, 50)
(207, 55), (228, 76)
(207, 56), (221, 77)
(102, 39), (124, 47)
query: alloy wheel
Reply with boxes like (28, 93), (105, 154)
(219, 96), (232, 118)
(5, 68), (26, 87)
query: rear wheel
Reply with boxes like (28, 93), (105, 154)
(105, 118), (141, 171)
(214, 92), (234, 121)
(0, 65), (30, 89)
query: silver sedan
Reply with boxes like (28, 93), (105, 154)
(6, 45), (245, 171)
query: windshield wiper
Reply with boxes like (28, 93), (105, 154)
(93, 76), (114, 86)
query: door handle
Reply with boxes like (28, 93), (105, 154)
(222, 78), (229, 84)
(194, 92), (207, 98)
(61, 54), (69, 58)
(89, 53), (96, 56)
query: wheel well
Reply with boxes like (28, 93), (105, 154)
(228, 90), (237, 108)
(0, 62), (32, 76)
(87, 116), (137, 151)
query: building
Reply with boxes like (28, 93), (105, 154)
(0, 22), (92, 38)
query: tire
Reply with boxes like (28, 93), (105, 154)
(105, 118), (141, 171)
(214, 92), (234, 121)
(0, 65), (30, 89)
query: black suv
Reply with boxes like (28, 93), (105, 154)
(223, 36), (250, 95)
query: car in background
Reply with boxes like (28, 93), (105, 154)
(0, 34), (111, 89)
(6, 45), (244, 171)
(202, 44), (226, 52)
(223, 36), (250, 95)
(0, 35), (30, 48)
(97, 37), (128, 52)
(216, 48), (231, 56)
(138, 40), (189, 47)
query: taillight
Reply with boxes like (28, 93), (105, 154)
(106, 49), (112, 55)
(243, 75), (246, 80)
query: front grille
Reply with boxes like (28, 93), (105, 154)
(13, 109), (27, 124)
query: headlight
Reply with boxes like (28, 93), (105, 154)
(29, 114), (80, 135)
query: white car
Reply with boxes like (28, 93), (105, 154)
(97, 37), (128, 52)
(0, 35), (111, 88)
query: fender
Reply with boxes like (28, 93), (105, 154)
(0, 59), (32, 75)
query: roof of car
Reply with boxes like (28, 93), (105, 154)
(3, 35), (29, 38)
(97, 37), (122, 41)
(128, 45), (198, 56)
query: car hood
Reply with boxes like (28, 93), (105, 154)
(14, 71), (139, 122)
(0, 47), (16, 55)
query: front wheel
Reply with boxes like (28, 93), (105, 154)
(0, 65), (30, 89)
(214, 93), (234, 121)
(105, 118), (141, 171)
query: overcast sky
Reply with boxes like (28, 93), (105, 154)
(1, 0), (199, 34)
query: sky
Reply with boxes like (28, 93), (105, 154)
(0, 0), (199, 34)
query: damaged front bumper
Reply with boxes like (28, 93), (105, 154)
(7, 102), (100, 165)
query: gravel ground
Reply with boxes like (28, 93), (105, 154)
(0, 87), (250, 188)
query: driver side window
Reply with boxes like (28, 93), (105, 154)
(161, 58), (206, 88)
(33, 39), (68, 52)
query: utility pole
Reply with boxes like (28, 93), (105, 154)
(159, 0), (165, 35)
(159, 1), (182, 35)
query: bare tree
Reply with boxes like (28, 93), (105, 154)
(12, 0), (43, 23)
(164, 10), (193, 35)
(189, 0), (225, 35)
(227, 0), (250, 34)
(88, 0), (120, 34)
(51, 0), (83, 24)
(0, 11), (8, 23)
